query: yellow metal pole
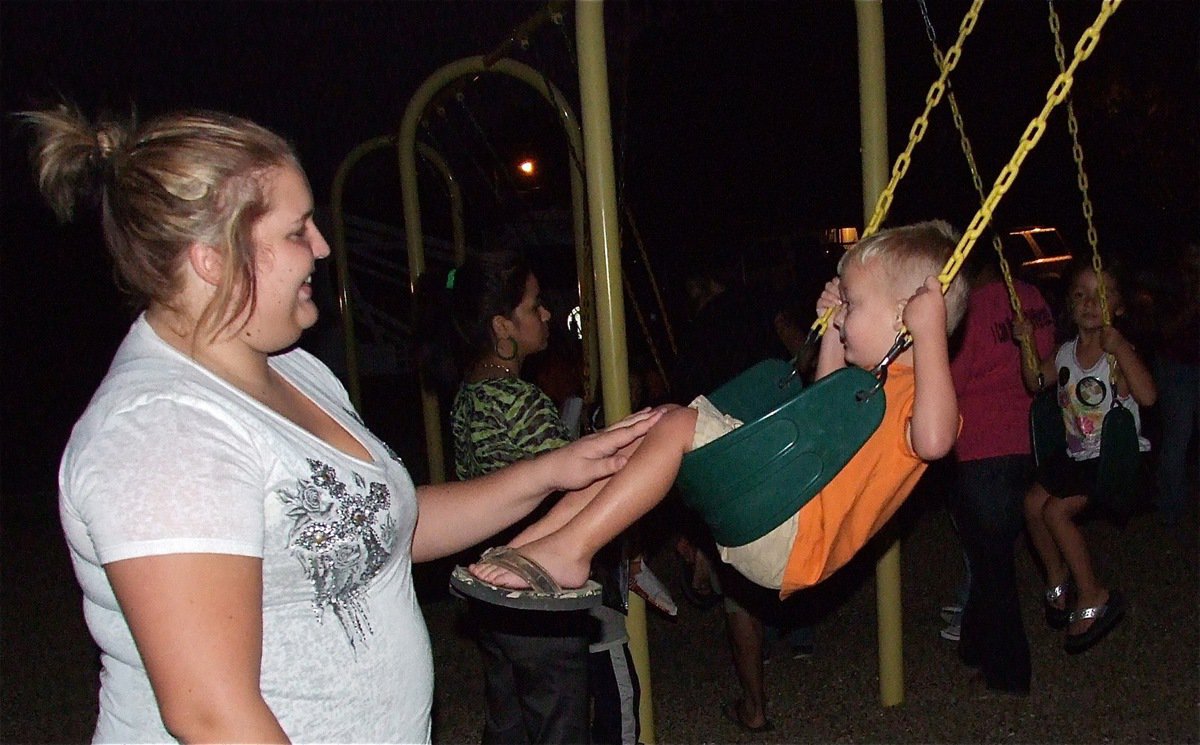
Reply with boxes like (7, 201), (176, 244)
(399, 89), (442, 484)
(576, 2), (654, 742)
(856, 0), (904, 708)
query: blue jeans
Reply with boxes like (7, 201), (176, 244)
(952, 454), (1032, 692)
(1154, 356), (1199, 522)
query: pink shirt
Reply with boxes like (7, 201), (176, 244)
(951, 280), (1056, 462)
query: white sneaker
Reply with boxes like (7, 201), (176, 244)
(631, 565), (678, 617)
(939, 623), (961, 642)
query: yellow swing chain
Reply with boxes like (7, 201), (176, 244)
(1049, 0), (1120, 387)
(809, 0), (986, 341)
(871, 0), (1123, 373)
(920, 0), (1039, 374)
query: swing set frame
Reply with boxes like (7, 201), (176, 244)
(326, 1), (1125, 737)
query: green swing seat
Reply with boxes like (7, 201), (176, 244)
(676, 359), (886, 547)
(1030, 387), (1141, 515)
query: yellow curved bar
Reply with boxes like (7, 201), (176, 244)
(330, 135), (394, 412)
(398, 55), (590, 485)
(414, 143), (466, 264)
(329, 136), (466, 413)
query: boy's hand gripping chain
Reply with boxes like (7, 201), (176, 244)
(809, 0), (1122, 399)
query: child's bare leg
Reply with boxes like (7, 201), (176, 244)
(502, 406), (684, 548)
(1044, 494), (1108, 633)
(1024, 484), (1068, 601)
(503, 481), (606, 548)
(472, 406), (699, 590)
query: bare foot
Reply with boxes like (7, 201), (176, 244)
(469, 534), (592, 591)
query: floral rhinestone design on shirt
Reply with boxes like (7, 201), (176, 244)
(278, 458), (396, 648)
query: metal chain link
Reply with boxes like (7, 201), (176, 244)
(1050, 0), (1121, 389)
(936, 0), (1122, 303)
(853, 0), (1123, 374)
(863, 0), (985, 238)
(920, 0), (1038, 372)
(1049, 0), (1108, 324)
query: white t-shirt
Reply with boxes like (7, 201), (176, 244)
(60, 315), (432, 743)
(1055, 337), (1151, 461)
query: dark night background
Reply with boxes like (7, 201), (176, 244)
(2, 1), (1197, 498)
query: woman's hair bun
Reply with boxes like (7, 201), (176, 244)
(93, 120), (127, 162)
(20, 103), (131, 222)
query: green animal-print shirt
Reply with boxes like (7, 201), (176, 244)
(451, 376), (572, 480)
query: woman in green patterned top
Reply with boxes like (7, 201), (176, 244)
(428, 250), (591, 744)
(448, 254), (570, 482)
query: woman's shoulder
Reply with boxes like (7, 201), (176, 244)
(456, 375), (541, 403)
(452, 377), (561, 428)
(70, 320), (271, 458)
(86, 318), (236, 414)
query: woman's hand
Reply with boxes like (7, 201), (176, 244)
(546, 407), (664, 492)
(1012, 316), (1034, 346)
(412, 406), (664, 562)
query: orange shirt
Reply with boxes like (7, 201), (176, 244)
(781, 364), (925, 596)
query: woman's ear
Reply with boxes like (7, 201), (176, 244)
(491, 313), (513, 342)
(186, 242), (225, 287)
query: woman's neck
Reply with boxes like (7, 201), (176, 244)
(466, 355), (521, 382)
(146, 304), (274, 398)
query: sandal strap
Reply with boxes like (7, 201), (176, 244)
(1068, 603), (1107, 624)
(477, 546), (563, 594)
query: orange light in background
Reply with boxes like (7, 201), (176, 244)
(517, 159), (536, 176)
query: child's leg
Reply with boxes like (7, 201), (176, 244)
(1043, 493), (1109, 632)
(1023, 483), (1068, 596)
(501, 411), (678, 549)
(472, 406), (699, 590)
(502, 405), (685, 548)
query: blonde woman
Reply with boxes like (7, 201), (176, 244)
(25, 105), (658, 743)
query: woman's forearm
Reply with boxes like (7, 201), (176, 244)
(412, 457), (554, 562)
(412, 409), (660, 561)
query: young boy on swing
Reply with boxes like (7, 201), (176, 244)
(459, 221), (968, 601)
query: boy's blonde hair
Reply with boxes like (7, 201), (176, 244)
(838, 220), (969, 333)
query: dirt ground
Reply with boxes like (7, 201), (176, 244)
(4, 482), (1197, 744)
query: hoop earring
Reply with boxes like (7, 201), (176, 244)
(495, 337), (518, 360)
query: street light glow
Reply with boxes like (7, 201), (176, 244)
(518, 159), (536, 176)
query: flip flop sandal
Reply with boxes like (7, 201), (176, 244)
(449, 546), (603, 611)
(1044, 578), (1072, 630)
(1064, 589), (1125, 654)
